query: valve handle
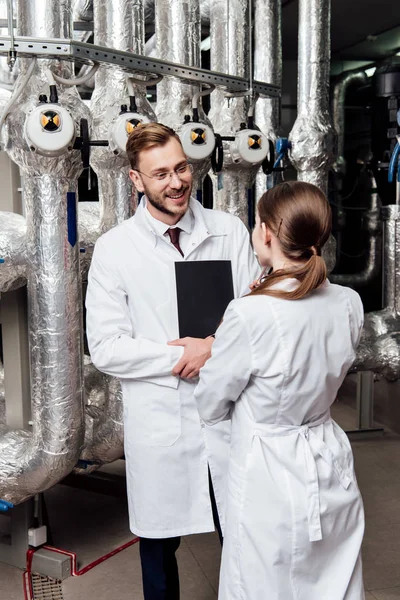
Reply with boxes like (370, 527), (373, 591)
(211, 133), (224, 174)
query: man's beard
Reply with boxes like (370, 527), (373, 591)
(144, 182), (192, 218)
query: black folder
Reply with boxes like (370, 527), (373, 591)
(175, 260), (234, 339)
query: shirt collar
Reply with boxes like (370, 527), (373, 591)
(144, 197), (194, 236)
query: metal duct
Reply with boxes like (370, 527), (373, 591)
(330, 174), (382, 287)
(288, 0), (336, 195)
(82, 0), (154, 468)
(155, 0), (211, 194)
(0, 205), (100, 290)
(78, 358), (123, 471)
(78, 201), (100, 282)
(254, 0), (282, 199)
(146, 0), (210, 24)
(0, 0), (88, 504)
(332, 70), (367, 176)
(0, 211), (26, 292)
(90, 0), (155, 233)
(354, 205), (400, 380)
(208, 0), (259, 225)
(73, 0), (93, 22)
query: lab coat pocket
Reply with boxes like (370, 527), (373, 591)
(123, 380), (181, 447)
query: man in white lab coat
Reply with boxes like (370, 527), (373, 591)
(86, 122), (258, 600)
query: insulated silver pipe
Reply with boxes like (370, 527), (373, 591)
(0, 0), (88, 504)
(354, 205), (400, 380)
(84, 0), (154, 467)
(155, 0), (211, 194)
(288, 0), (336, 195)
(254, 0), (282, 199)
(330, 176), (382, 287)
(78, 359), (124, 471)
(0, 211), (26, 292)
(90, 0), (155, 233)
(209, 0), (258, 225)
(332, 70), (367, 176)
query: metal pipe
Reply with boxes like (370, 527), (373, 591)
(0, 211), (26, 292)
(83, 0), (154, 468)
(330, 175), (382, 287)
(354, 205), (400, 380)
(90, 0), (155, 233)
(332, 70), (368, 177)
(254, 0), (282, 199)
(288, 0), (336, 195)
(155, 0), (211, 194)
(209, 0), (259, 225)
(0, 0), (88, 504)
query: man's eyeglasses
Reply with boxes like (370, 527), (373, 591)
(134, 163), (194, 182)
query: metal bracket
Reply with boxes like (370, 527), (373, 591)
(0, 36), (281, 98)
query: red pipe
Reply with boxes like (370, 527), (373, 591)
(23, 537), (139, 597)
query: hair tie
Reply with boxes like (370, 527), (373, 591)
(311, 246), (321, 256)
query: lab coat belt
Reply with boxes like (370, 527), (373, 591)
(253, 417), (353, 543)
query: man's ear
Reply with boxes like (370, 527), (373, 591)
(129, 169), (145, 193)
(261, 222), (272, 245)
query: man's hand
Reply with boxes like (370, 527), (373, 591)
(169, 336), (214, 379)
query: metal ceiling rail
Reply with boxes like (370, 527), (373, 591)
(0, 36), (281, 98)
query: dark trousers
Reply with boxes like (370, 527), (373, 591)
(139, 469), (223, 600)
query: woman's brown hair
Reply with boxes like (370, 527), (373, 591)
(250, 181), (332, 301)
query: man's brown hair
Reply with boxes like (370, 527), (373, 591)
(126, 122), (182, 170)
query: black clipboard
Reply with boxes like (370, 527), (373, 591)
(175, 260), (234, 339)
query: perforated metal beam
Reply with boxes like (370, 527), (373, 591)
(0, 36), (281, 98)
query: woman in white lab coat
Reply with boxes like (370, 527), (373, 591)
(194, 181), (365, 600)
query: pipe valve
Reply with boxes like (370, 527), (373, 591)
(230, 128), (270, 166)
(179, 120), (216, 161)
(24, 102), (76, 157)
(108, 111), (151, 155)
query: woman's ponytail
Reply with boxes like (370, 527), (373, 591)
(250, 181), (331, 301)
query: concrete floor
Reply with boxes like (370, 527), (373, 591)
(2, 386), (400, 599)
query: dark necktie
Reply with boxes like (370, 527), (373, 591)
(167, 227), (184, 257)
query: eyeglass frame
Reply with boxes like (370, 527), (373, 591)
(132, 162), (194, 183)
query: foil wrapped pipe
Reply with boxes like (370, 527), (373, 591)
(73, 0), (93, 21)
(0, 176), (85, 504)
(83, 0), (154, 469)
(208, 0), (259, 226)
(254, 0), (282, 200)
(330, 178), (382, 287)
(332, 71), (368, 177)
(145, 0), (210, 25)
(0, 211), (27, 292)
(78, 201), (100, 282)
(353, 205), (400, 380)
(0, 0), (89, 504)
(75, 358), (124, 472)
(90, 0), (155, 233)
(288, 0), (336, 196)
(155, 0), (212, 195)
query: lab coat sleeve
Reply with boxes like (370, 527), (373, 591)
(86, 238), (184, 388)
(194, 302), (252, 425)
(346, 288), (365, 348)
(232, 218), (260, 297)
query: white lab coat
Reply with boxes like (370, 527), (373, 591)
(194, 279), (365, 600)
(86, 197), (258, 538)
